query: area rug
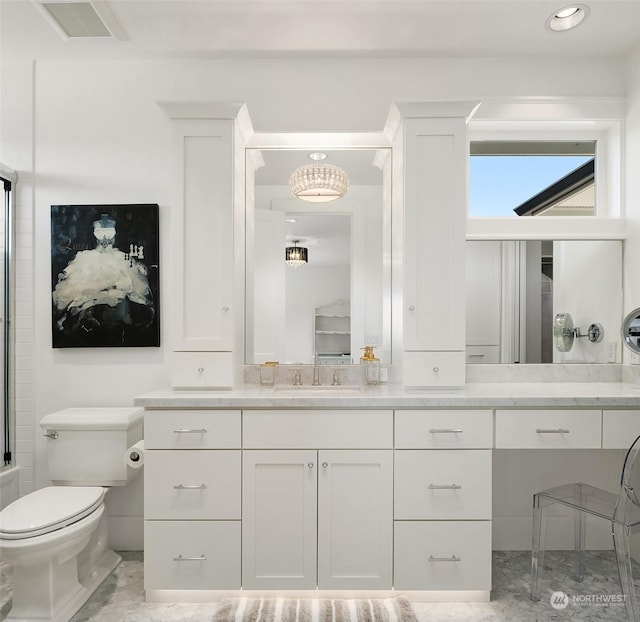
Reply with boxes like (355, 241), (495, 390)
(212, 597), (418, 622)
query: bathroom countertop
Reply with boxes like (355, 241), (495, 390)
(135, 382), (640, 409)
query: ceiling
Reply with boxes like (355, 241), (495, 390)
(2, 1), (640, 61)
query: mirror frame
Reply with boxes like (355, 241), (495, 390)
(622, 307), (640, 355)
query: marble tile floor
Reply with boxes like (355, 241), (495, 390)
(1, 551), (638, 622)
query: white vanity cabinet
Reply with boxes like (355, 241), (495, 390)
(393, 410), (493, 591)
(162, 109), (239, 389)
(396, 104), (477, 389)
(143, 409), (242, 592)
(242, 410), (394, 590)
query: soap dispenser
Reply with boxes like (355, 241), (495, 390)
(360, 345), (380, 385)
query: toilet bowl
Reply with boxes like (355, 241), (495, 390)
(0, 407), (143, 622)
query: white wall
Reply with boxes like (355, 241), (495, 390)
(0, 55), (636, 549)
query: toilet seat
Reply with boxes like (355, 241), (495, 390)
(0, 486), (106, 540)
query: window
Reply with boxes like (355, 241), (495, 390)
(469, 141), (596, 218)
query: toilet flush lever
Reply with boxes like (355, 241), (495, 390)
(43, 431), (59, 439)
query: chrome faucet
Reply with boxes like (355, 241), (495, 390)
(312, 352), (321, 386)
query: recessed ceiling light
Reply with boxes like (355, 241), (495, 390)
(308, 152), (328, 161)
(546, 4), (590, 32)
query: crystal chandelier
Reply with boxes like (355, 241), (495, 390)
(285, 240), (308, 267)
(289, 162), (349, 203)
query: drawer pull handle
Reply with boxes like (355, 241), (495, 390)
(536, 428), (570, 434)
(173, 554), (206, 561)
(173, 428), (208, 434)
(428, 484), (462, 490)
(468, 354), (485, 358)
(173, 484), (207, 490)
(429, 428), (463, 434)
(428, 555), (462, 562)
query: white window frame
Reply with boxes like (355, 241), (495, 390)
(466, 98), (625, 241)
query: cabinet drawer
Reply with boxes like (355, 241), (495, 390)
(243, 410), (393, 449)
(144, 410), (240, 449)
(465, 346), (499, 364)
(395, 410), (493, 449)
(394, 521), (491, 590)
(144, 520), (240, 590)
(394, 450), (491, 519)
(171, 352), (233, 389)
(144, 450), (240, 519)
(603, 410), (640, 449)
(495, 409), (601, 449)
(402, 351), (465, 388)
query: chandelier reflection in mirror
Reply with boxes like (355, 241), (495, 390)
(285, 240), (308, 268)
(289, 153), (349, 203)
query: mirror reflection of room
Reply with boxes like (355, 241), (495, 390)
(465, 240), (622, 365)
(246, 149), (386, 365)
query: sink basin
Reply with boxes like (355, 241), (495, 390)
(272, 385), (363, 396)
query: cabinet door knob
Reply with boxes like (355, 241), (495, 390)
(433, 366), (439, 373)
(322, 462), (328, 468)
(222, 306), (229, 312)
(308, 462), (314, 469)
(408, 305), (415, 311)
(198, 367), (204, 373)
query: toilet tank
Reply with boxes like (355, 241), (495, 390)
(40, 407), (144, 486)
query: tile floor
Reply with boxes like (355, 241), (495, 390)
(1, 551), (637, 622)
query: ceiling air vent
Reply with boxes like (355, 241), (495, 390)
(41, 2), (114, 37)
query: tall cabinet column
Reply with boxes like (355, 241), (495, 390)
(389, 102), (478, 388)
(159, 103), (251, 388)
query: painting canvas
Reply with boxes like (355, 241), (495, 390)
(51, 204), (160, 348)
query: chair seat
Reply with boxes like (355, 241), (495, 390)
(537, 482), (640, 529)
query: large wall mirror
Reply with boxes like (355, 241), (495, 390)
(245, 148), (391, 366)
(466, 239), (623, 364)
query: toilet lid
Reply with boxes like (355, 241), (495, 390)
(0, 486), (106, 539)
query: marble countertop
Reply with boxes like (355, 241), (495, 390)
(135, 382), (640, 409)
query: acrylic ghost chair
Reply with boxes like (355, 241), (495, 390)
(530, 434), (640, 622)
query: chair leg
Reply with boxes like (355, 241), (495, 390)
(612, 523), (638, 622)
(531, 493), (548, 601)
(574, 484), (586, 582)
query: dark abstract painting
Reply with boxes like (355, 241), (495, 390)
(51, 204), (160, 348)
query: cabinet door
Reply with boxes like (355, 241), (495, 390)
(317, 450), (393, 589)
(172, 120), (233, 351)
(403, 118), (467, 353)
(242, 450), (317, 589)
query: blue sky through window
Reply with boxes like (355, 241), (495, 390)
(469, 156), (593, 217)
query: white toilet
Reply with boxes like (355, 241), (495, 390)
(0, 407), (143, 622)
